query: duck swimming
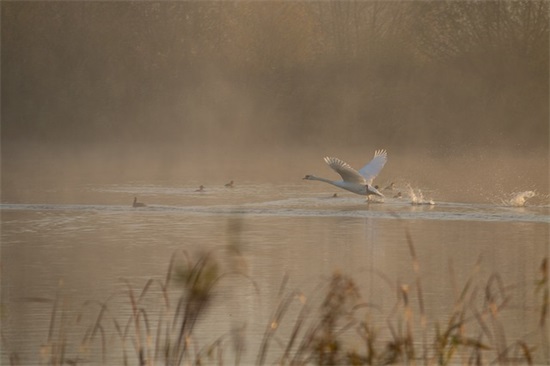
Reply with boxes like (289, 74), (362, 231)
(132, 197), (146, 208)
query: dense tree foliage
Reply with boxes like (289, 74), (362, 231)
(2, 1), (548, 150)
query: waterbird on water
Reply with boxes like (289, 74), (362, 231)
(303, 149), (387, 199)
(225, 180), (234, 188)
(384, 182), (395, 191)
(132, 197), (146, 208)
(195, 185), (205, 192)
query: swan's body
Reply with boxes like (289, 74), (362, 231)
(303, 150), (387, 198)
(132, 197), (146, 208)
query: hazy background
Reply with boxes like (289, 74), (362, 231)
(1, 4), (549, 363)
(2, 1), (549, 200)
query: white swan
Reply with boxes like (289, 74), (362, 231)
(303, 149), (387, 198)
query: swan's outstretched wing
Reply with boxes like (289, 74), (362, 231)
(358, 149), (387, 184)
(324, 157), (366, 184)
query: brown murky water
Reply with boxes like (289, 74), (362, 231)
(2, 182), (549, 365)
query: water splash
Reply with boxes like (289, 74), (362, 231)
(502, 191), (536, 207)
(406, 185), (435, 206)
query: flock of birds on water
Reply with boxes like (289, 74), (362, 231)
(132, 149), (537, 208)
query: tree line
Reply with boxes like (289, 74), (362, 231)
(2, 1), (548, 150)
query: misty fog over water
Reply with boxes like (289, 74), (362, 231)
(2, 1), (548, 195)
(4, 2), (549, 143)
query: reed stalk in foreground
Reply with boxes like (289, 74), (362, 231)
(4, 247), (548, 366)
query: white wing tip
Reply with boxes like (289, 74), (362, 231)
(374, 149), (387, 157)
(324, 156), (340, 164)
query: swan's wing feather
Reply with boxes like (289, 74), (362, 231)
(358, 149), (387, 184)
(324, 157), (366, 184)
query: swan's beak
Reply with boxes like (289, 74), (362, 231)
(368, 185), (384, 197)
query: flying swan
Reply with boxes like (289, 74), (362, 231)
(303, 149), (387, 199)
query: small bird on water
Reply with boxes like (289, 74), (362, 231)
(132, 197), (146, 208)
(195, 185), (205, 192)
(225, 180), (234, 188)
(384, 182), (395, 191)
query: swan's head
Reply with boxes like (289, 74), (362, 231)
(367, 185), (384, 197)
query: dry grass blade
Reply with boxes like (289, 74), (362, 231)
(78, 299), (111, 364)
(48, 292), (60, 344)
(279, 292), (312, 363)
(405, 230), (427, 363)
(256, 289), (300, 365)
(517, 340), (534, 365)
(137, 279), (154, 304)
(536, 257), (549, 327)
(121, 278), (148, 365)
(138, 307), (152, 364)
(536, 257), (550, 363)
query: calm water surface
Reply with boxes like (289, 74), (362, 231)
(2, 182), (549, 365)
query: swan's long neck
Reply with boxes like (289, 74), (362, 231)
(309, 175), (337, 185)
(309, 176), (353, 191)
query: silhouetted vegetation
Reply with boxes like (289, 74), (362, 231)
(2, 1), (548, 151)
(5, 244), (548, 365)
